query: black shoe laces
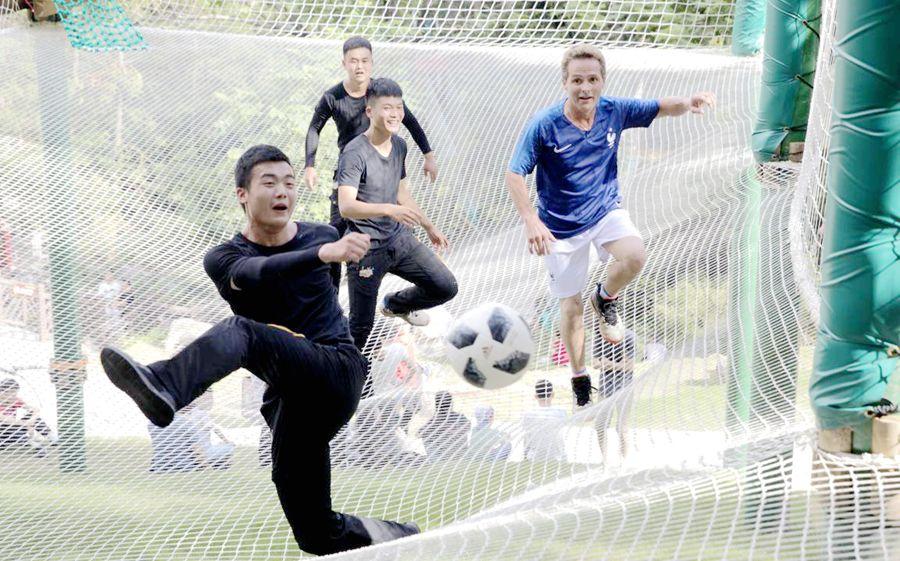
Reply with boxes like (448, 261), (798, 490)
(865, 398), (898, 418)
(600, 297), (619, 326)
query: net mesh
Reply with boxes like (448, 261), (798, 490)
(0, 0), (898, 560)
(53, 0), (146, 52)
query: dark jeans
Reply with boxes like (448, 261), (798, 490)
(598, 368), (634, 398)
(329, 189), (348, 290)
(346, 230), (458, 350)
(144, 316), (412, 555)
(0, 424), (29, 448)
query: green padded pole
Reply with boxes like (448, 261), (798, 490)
(731, 0), (767, 56)
(35, 38), (87, 473)
(809, 0), (900, 450)
(751, 0), (821, 162)
(726, 169), (760, 441)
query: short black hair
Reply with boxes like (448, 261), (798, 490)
(234, 145), (291, 189)
(343, 36), (372, 55)
(0, 378), (19, 393)
(366, 78), (403, 106)
(535, 379), (553, 399)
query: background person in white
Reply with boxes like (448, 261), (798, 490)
(506, 44), (714, 408)
(521, 379), (567, 461)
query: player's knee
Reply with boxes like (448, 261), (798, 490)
(219, 315), (254, 334)
(624, 250), (646, 275)
(436, 274), (458, 303)
(560, 295), (583, 317)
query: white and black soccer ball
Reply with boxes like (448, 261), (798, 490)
(444, 303), (534, 390)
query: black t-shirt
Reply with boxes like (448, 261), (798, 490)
(203, 222), (352, 345)
(304, 81), (432, 170)
(336, 134), (408, 246)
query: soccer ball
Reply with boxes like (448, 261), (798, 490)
(444, 303), (534, 390)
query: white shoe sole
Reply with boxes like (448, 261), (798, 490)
(590, 292), (624, 344)
(380, 302), (430, 327)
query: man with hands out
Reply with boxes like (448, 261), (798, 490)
(336, 78), (457, 352)
(507, 44), (715, 409)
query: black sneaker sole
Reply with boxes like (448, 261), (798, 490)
(100, 348), (175, 428)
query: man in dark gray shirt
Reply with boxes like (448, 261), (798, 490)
(337, 78), (457, 351)
(305, 37), (438, 288)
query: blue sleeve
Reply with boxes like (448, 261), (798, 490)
(617, 97), (660, 129)
(508, 116), (543, 176)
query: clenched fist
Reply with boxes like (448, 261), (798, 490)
(318, 233), (371, 264)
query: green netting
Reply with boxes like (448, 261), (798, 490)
(55, 0), (145, 52)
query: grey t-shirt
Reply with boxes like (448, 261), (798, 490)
(337, 134), (408, 246)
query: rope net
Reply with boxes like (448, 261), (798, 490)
(0, 0), (897, 559)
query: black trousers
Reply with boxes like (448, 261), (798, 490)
(346, 231), (458, 350)
(145, 315), (410, 555)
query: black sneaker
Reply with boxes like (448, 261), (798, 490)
(359, 518), (421, 543)
(590, 290), (624, 344)
(100, 347), (176, 427)
(571, 374), (594, 407)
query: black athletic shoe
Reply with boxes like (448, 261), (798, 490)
(590, 290), (624, 344)
(100, 347), (176, 427)
(571, 374), (594, 408)
(360, 518), (421, 544)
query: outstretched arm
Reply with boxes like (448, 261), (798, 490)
(337, 184), (424, 227)
(206, 234), (370, 292)
(398, 178), (448, 250)
(658, 92), (716, 117)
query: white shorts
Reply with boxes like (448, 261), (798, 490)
(544, 209), (642, 298)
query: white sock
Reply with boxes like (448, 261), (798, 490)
(571, 368), (589, 379)
(598, 284), (616, 300)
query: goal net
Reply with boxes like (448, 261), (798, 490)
(0, 0), (896, 559)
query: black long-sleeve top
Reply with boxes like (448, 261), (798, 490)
(203, 222), (352, 345)
(304, 81), (432, 170)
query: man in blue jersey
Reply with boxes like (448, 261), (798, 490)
(506, 45), (714, 408)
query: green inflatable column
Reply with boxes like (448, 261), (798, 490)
(809, 0), (900, 449)
(751, 0), (821, 162)
(731, 0), (767, 56)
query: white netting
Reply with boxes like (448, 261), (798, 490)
(789, 0), (837, 328)
(1, 1), (898, 560)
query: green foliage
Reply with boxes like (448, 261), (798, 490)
(121, 0), (737, 48)
(639, 277), (729, 343)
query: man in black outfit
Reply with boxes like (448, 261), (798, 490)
(100, 145), (419, 556)
(337, 78), (457, 351)
(305, 36), (438, 288)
